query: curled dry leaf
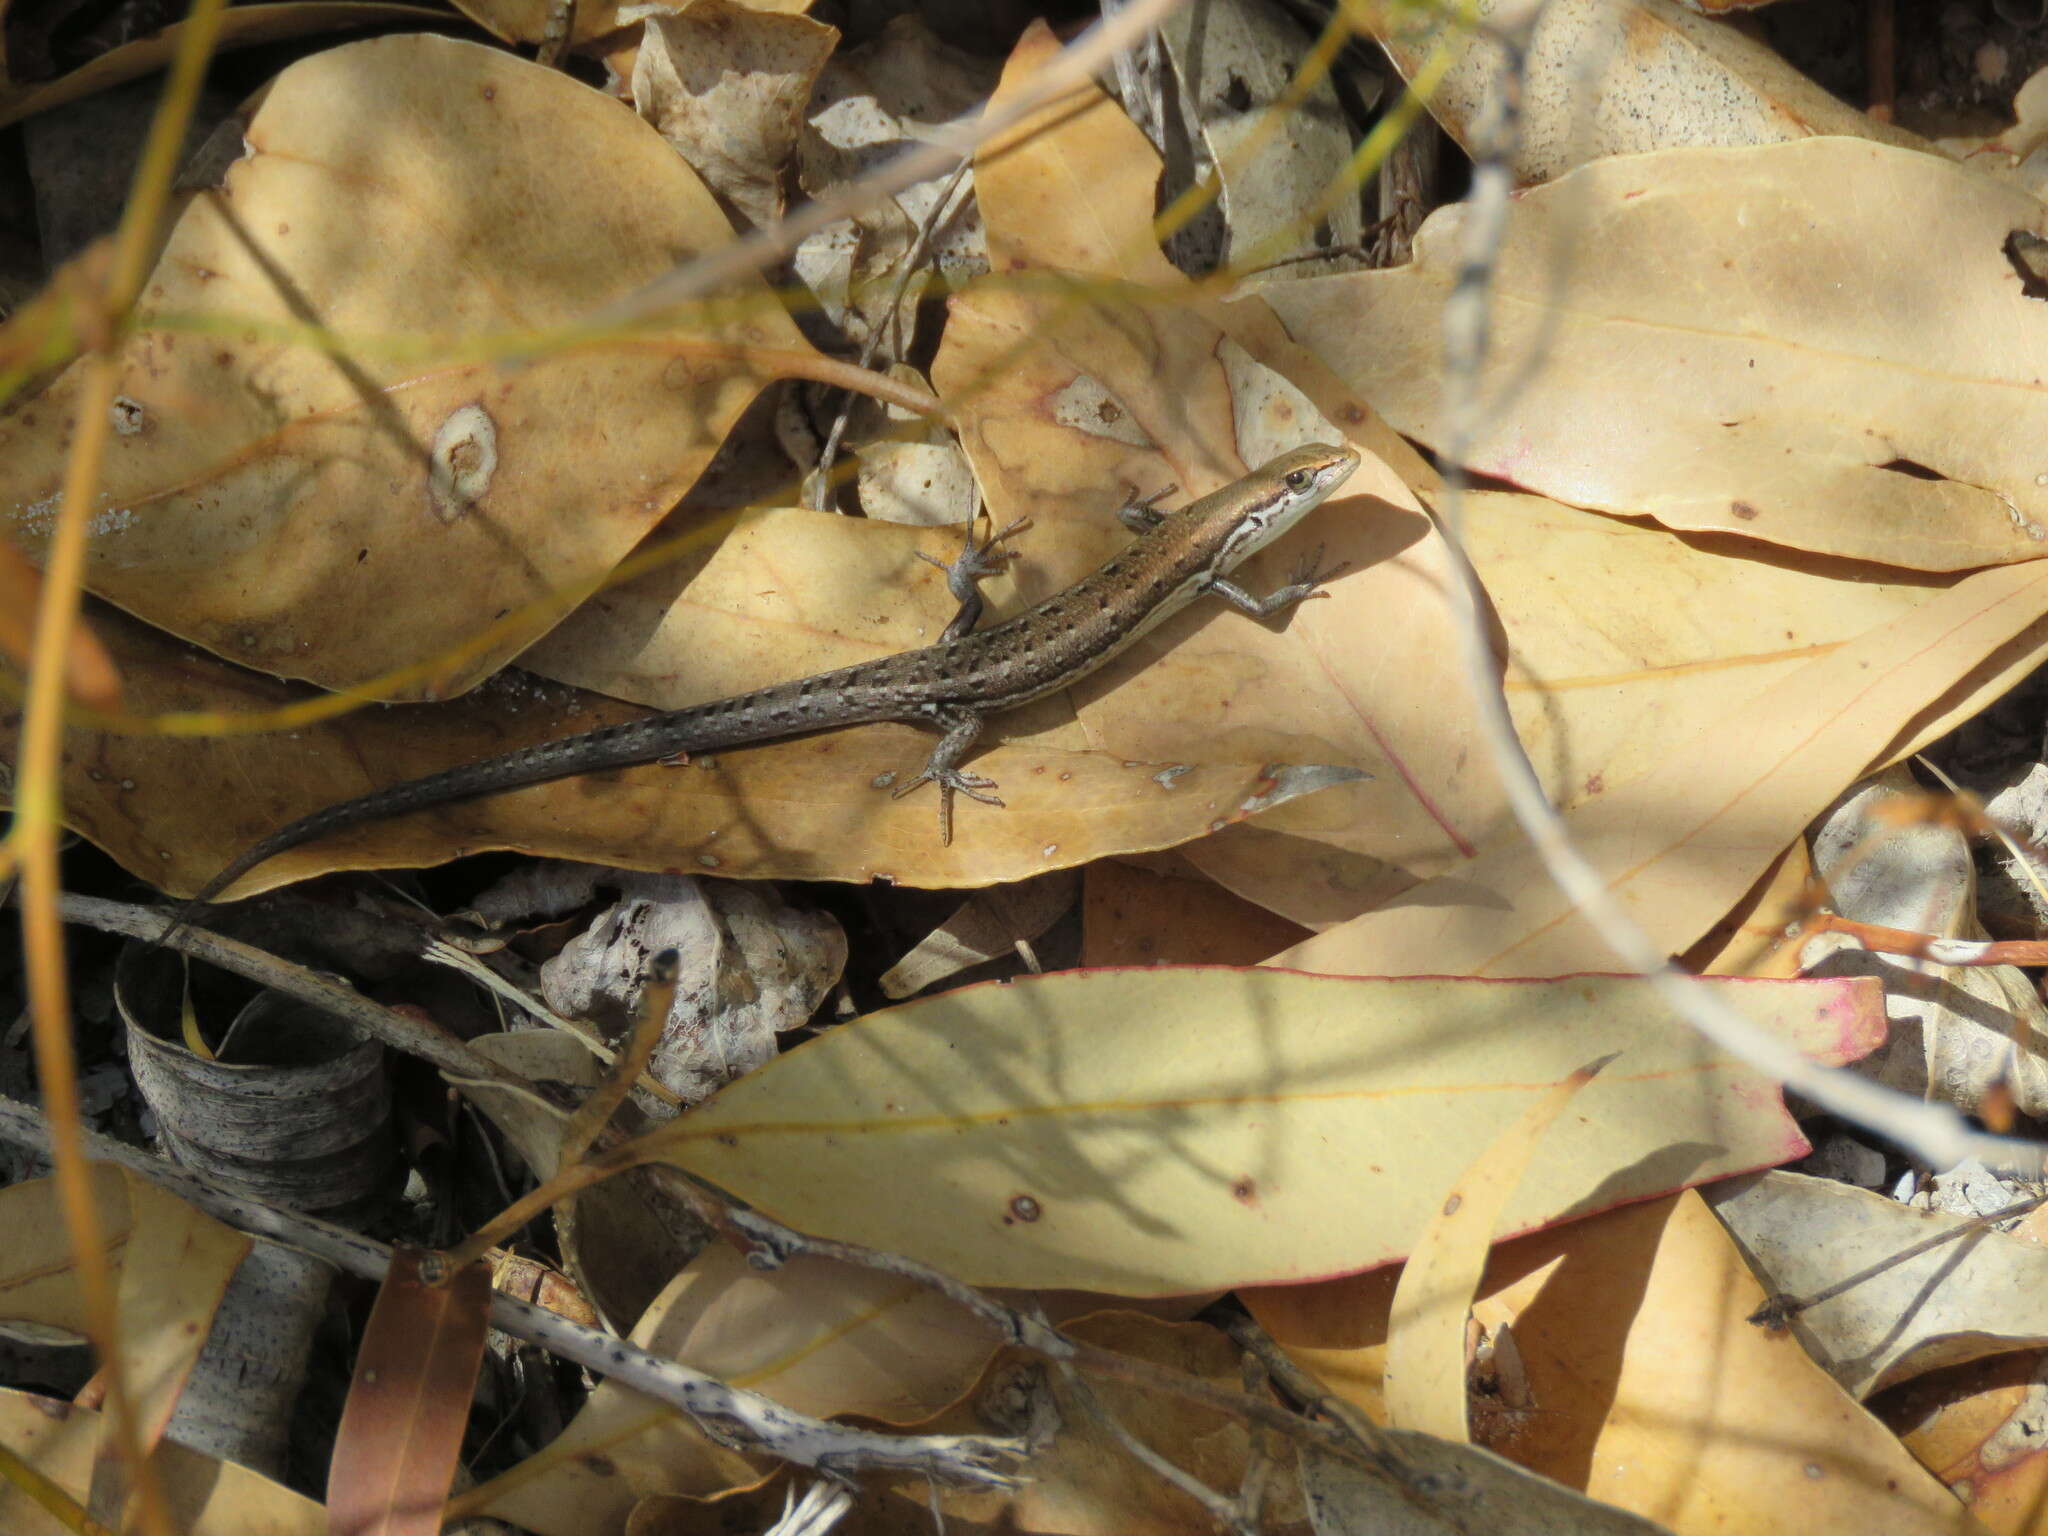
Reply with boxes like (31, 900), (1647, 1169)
(537, 875), (846, 1105)
(1360, 0), (1922, 185)
(1248, 1192), (1985, 1536)
(1267, 138), (2048, 572)
(878, 867), (1078, 999)
(1709, 1170), (2048, 1400)
(793, 13), (993, 350)
(467, 1244), (1004, 1531)
(1803, 769), (2048, 1118)
(1936, 62), (2048, 198)
(0, 33), (838, 699)
(632, 2), (838, 231)
(1155, 0), (1365, 274)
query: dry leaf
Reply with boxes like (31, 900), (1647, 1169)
(0, 1165), (248, 1425)
(1709, 1170), (2048, 1399)
(537, 876), (845, 1104)
(642, 968), (1880, 1293)
(672, 1312), (1304, 1536)
(1802, 769), (2048, 1116)
(0, 1387), (325, 1534)
(1156, 0), (1364, 274)
(1690, 837), (1820, 977)
(0, 3), (438, 130)
(792, 14), (992, 351)
(1939, 63), (2048, 208)
(1266, 138), (2048, 570)
(937, 22), (1495, 924)
(1080, 858), (1312, 967)
(632, 2), (838, 230)
(24, 602), (1346, 898)
(1248, 1192), (1990, 1535)
(467, 1244), (1001, 1532)
(1361, 0), (1922, 185)
(878, 868), (1078, 999)
(1272, 560), (2048, 978)
(459, 1032), (693, 1330)
(328, 1252), (490, 1536)
(1882, 1353), (2048, 1534)
(1, 34), (834, 698)
(1385, 1060), (1607, 1440)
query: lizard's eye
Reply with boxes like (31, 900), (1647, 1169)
(1285, 468), (1311, 490)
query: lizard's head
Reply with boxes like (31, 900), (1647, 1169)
(1209, 442), (1361, 574)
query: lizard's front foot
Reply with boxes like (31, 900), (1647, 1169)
(919, 514), (1033, 644)
(1276, 544), (1350, 604)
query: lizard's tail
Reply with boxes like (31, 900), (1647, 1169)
(155, 723), (665, 946)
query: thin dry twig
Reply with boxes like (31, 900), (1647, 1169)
(0, 1097), (1025, 1489)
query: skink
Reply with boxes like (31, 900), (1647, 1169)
(177, 441), (1361, 915)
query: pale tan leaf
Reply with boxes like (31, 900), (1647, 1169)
(1247, 1192), (1990, 1535)
(1690, 838), (1818, 978)
(1385, 1060), (1607, 1440)
(1266, 138), (2048, 570)
(0, 1168), (249, 1451)
(1471, 493), (1958, 814)
(0, 1387), (324, 1535)
(1272, 561), (2048, 979)
(108, 1171), (252, 1452)
(645, 969), (1880, 1294)
(31, 603), (1344, 898)
(0, 33), (826, 698)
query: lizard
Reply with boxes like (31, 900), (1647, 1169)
(170, 440), (1361, 924)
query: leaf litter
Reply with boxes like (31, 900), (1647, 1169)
(8, 3), (2048, 1533)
